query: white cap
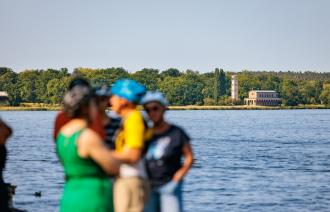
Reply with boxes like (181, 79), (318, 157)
(140, 91), (169, 106)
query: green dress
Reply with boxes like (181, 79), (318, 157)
(56, 129), (114, 212)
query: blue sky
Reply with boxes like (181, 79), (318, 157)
(0, 0), (329, 72)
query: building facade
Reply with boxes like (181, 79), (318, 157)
(0, 91), (9, 104)
(231, 75), (238, 100)
(244, 90), (281, 106)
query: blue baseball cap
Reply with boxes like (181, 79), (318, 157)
(111, 79), (146, 103)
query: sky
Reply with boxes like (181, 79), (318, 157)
(0, 0), (330, 73)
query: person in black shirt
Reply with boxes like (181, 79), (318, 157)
(141, 91), (194, 212)
(0, 118), (12, 212)
(94, 86), (121, 149)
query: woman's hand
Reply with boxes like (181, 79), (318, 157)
(159, 180), (179, 194)
(172, 143), (194, 182)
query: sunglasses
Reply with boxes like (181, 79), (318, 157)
(145, 106), (162, 113)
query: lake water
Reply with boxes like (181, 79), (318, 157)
(1, 110), (330, 212)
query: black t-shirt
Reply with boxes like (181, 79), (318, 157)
(0, 145), (6, 180)
(104, 117), (121, 150)
(145, 125), (190, 188)
(0, 145), (9, 211)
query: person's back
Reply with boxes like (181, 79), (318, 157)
(0, 119), (12, 212)
(56, 125), (113, 212)
(0, 145), (8, 212)
(56, 84), (119, 212)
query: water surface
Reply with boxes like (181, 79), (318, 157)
(1, 110), (330, 211)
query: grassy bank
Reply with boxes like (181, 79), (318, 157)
(168, 105), (330, 110)
(0, 103), (61, 111)
(1, 103), (329, 111)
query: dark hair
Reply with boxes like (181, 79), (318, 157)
(68, 77), (90, 91)
(63, 86), (93, 118)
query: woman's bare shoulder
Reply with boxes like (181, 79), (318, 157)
(79, 128), (103, 147)
(60, 119), (87, 136)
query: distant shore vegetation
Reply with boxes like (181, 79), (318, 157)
(0, 67), (330, 107)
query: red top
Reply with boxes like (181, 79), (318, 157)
(53, 111), (106, 141)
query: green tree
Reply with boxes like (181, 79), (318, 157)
(219, 69), (226, 96)
(0, 70), (21, 105)
(200, 72), (215, 104)
(132, 68), (160, 90)
(299, 80), (323, 104)
(47, 77), (70, 104)
(213, 68), (220, 103)
(281, 79), (301, 106)
(320, 83), (330, 105)
(18, 70), (40, 103)
(160, 68), (181, 78)
(159, 73), (204, 105)
(74, 67), (130, 87)
(0, 67), (12, 76)
(237, 71), (261, 99)
(35, 69), (69, 103)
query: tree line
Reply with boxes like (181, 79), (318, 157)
(0, 67), (330, 106)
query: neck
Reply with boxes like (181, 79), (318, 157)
(119, 106), (136, 117)
(71, 118), (87, 124)
(153, 120), (170, 133)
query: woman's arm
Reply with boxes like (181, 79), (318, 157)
(0, 119), (12, 145)
(112, 148), (142, 164)
(172, 143), (194, 182)
(77, 129), (120, 175)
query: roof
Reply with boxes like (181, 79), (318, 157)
(0, 91), (9, 97)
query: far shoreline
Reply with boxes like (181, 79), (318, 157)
(1, 104), (330, 111)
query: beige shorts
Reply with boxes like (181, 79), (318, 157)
(114, 177), (150, 212)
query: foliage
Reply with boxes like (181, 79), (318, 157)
(281, 79), (301, 106)
(132, 68), (161, 90)
(213, 68), (220, 103)
(320, 83), (330, 105)
(159, 71), (204, 105)
(1, 67), (330, 106)
(219, 69), (226, 96)
(0, 69), (21, 106)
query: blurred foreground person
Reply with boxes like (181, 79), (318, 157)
(0, 118), (12, 212)
(56, 85), (119, 212)
(110, 79), (150, 212)
(53, 77), (105, 141)
(141, 91), (194, 212)
(94, 86), (121, 149)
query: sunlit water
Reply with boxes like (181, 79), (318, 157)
(1, 110), (330, 212)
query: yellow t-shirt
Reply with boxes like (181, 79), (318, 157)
(115, 110), (151, 152)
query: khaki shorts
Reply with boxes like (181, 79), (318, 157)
(114, 177), (150, 212)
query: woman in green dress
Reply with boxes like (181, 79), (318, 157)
(56, 84), (119, 212)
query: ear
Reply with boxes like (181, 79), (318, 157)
(120, 98), (130, 108)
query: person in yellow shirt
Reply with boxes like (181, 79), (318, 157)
(110, 79), (150, 212)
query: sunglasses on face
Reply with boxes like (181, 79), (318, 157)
(145, 106), (162, 113)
